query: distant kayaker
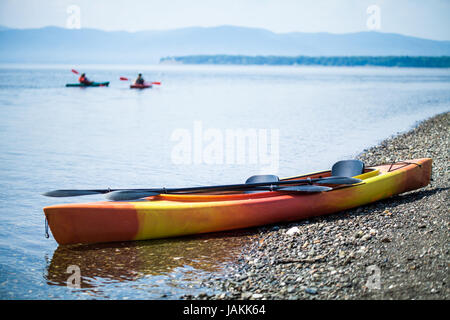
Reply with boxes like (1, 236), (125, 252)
(134, 73), (145, 85)
(79, 73), (93, 85)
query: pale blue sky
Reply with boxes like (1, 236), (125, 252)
(0, 0), (449, 40)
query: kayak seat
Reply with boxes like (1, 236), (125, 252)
(245, 174), (280, 184)
(331, 160), (365, 177)
(245, 175), (280, 193)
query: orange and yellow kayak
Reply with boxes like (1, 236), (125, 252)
(43, 158), (431, 245)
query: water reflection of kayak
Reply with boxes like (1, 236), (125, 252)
(45, 231), (256, 289)
(66, 82), (110, 87)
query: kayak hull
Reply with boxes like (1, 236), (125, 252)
(44, 158), (432, 245)
(66, 82), (110, 87)
(130, 83), (152, 89)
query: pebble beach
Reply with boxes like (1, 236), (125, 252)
(188, 111), (449, 300)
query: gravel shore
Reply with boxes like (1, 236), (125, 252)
(188, 111), (449, 300)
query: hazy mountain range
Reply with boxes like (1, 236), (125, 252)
(0, 25), (449, 64)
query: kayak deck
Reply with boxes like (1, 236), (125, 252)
(43, 158), (432, 245)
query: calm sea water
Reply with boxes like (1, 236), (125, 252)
(0, 64), (449, 299)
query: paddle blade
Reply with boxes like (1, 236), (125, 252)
(43, 190), (105, 197)
(71, 69), (79, 75)
(315, 177), (362, 185)
(105, 190), (160, 201)
(120, 77), (129, 81)
(151, 82), (161, 85)
(277, 185), (332, 192)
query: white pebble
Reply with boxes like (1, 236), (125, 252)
(286, 227), (300, 235)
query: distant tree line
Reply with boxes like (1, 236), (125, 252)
(160, 55), (450, 68)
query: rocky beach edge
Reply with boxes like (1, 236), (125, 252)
(186, 111), (449, 300)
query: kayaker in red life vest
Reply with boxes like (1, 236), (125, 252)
(134, 73), (145, 85)
(79, 73), (93, 85)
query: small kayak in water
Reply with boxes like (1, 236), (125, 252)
(43, 158), (431, 245)
(130, 83), (152, 89)
(66, 82), (110, 87)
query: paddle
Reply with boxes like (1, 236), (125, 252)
(105, 185), (333, 201)
(43, 176), (361, 198)
(71, 69), (80, 75)
(120, 77), (161, 85)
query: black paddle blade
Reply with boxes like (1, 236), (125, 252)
(314, 177), (362, 185)
(276, 185), (332, 192)
(42, 190), (107, 197)
(105, 190), (160, 201)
